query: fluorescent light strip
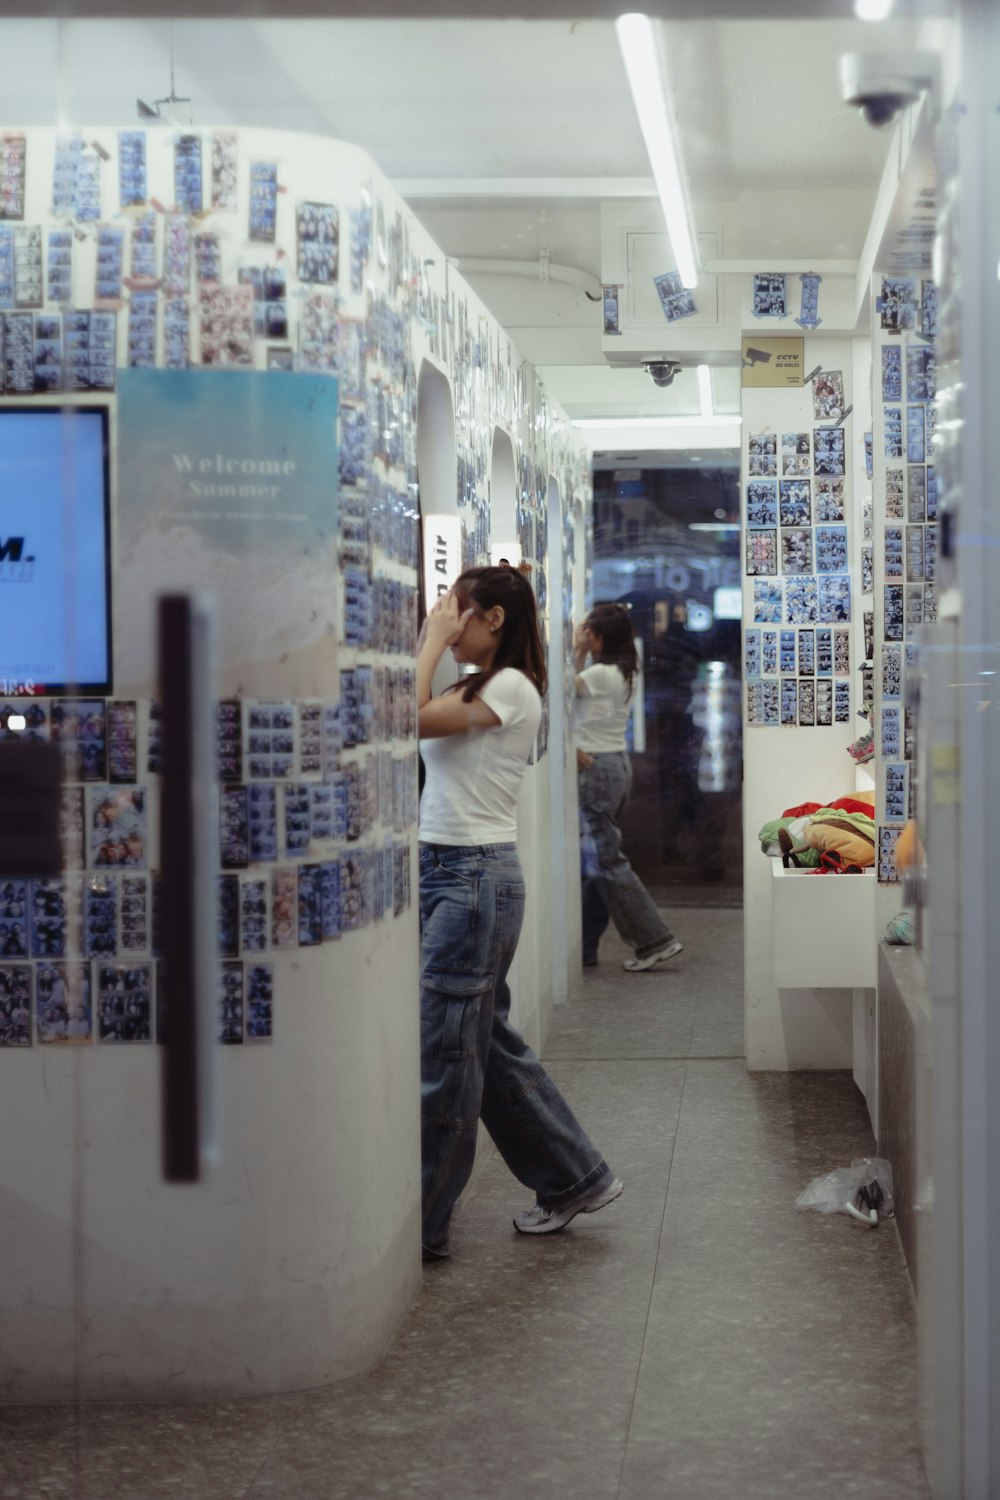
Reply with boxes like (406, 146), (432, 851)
(697, 364), (713, 419)
(572, 415), (742, 429)
(854, 0), (894, 19)
(615, 12), (698, 289)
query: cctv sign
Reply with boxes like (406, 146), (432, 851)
(422, 514), (462, 613)
(741, 336), (804, 388)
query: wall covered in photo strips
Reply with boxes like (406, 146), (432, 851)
(0, 123), (592, 1402)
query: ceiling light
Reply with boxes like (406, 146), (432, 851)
(615, 13), (699, 290)
(572, 416), (742, 430)
(689, 523), (740, 532)
(854, 0), (895, 18)
(697, 364), (713, 419)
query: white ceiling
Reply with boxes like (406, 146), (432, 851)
(5, 13), (928, 431)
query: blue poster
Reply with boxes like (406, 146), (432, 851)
(118, 369), (338, 551)
(116, 369), (339, 689)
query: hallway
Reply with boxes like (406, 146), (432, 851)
(4, 908), (929, 1499)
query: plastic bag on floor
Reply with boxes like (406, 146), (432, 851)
(795, 1157), (894, 1226)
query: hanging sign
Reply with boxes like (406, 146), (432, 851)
(422, 514), (462, 612)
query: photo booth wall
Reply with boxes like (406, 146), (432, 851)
(740, 334), (875, 1077)
(0, 124), (591, 1401)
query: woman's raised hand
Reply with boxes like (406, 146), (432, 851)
(423, 591), (474, 649)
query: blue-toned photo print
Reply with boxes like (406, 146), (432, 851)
(748, 432), (777, 477)
(0, 965), (31, 1046)
(926, 466), (938, 521)
(816, 679), (833, 726)
(880, 277), (918, 333)
(798, 628), (815, 675)
(779, 478), (811, 527)
(815, 628), (833, 676)
(747, 479), (778, 528)
(906, 525), (926, 582)
(907, 405), (925, 463)
(762, 631), (778, 675)
(921, 280), (937, 337)
(745, 528), (777, 576)
(753, 580), (782, 623)
(247, 963), (273, 1040)
(881, 345), (902, 402)
(780, 677), (797, 726)
(653, 269), (696, 323)
(885, 585), (904, 642)
(798, 678), (816, 727)
(815, 478), (844, 523)
(884, 408), (903, 459)
(744, 628), (761, 678)
(219, 961), (243, 1044)
(781, 527), (812, 575)
(882, 644), (902, 699)
(813, 427), (845, 477)
(907, 466), (926, 522)
(785, 576), (818, 624)
(815, 525), (848, 572)
(834, 628), (850, 675)
(753, 272), (786, 318)
(906, 345), (935, 403)
(818, 574), (851, 623)
(780, 630), (796, 673)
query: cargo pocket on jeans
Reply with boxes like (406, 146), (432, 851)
(421, 969), (492, 1060)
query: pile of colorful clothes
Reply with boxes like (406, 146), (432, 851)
(758, 790), (876, 870)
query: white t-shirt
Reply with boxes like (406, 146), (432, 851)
(575, 662), (630, 753)
(419, 668), (542, 845)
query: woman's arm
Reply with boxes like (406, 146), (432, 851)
(572, 623), (590, 673)
(416, 593), (502, 740)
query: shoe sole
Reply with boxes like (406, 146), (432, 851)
(514, 1179), (624, 1234)
(623, 943), (683, 972)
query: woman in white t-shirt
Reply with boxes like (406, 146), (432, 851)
(418, 565), (622, 1262)
(575, 602), (682, 972)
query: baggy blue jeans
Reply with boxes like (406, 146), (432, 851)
(578, 751), (675, 962)
(419, 841), (614, 1255)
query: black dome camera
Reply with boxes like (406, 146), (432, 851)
(644, 360), (682, 388)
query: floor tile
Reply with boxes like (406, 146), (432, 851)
(3, 907), (930, 1500)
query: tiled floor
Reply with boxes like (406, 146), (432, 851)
(2, 908), (930, 1499)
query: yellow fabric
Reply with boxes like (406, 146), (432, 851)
(803, 819), (876, 868)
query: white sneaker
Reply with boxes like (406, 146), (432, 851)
(622, 939), (683, 972)
(513, 1177), (624, 1234)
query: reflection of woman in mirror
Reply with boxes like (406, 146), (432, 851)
(574, 603), (683, 974)
(417, 567), (621, 1261)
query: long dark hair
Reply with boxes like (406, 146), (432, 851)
(451, 566), (547, 703)
(586, 601), (639, 701)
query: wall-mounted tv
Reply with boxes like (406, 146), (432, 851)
(0, 406), (112, 696)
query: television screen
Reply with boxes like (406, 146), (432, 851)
(0, 406), (112, 696)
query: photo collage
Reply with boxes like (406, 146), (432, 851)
(874, 275), (938, 882)
(0, 689), (421, 1048)
(744, 387), (853, 728)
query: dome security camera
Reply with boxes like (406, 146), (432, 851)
(839, 50), (940, 130)
(644, 360), (683, 389)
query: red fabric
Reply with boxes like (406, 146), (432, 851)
(781, 796), (875, 819)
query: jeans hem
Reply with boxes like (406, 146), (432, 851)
(537, 1159), (613, 1209)
(634, 934), (676, 961)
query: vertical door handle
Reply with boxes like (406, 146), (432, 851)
(159, 594), (217, 1183)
